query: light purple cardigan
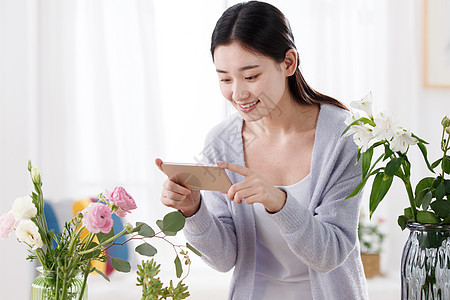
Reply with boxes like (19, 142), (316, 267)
(184, 104), (369, 299)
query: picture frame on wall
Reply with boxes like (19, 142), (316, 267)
(423, 0), (450, 88)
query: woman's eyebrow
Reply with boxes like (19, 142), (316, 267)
(216, 65), (260, 73)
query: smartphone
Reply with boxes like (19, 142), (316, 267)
(160, 162), (232, 193)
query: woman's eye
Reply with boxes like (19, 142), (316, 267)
(220, 78), (231, 83)
(245, 75), (259, 80)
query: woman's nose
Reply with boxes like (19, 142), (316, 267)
(232, 82), (249, 101)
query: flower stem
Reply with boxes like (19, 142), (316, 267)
(402, 176), (417, 222)
(78, 229), (128, 255)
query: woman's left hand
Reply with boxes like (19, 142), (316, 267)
(216, 161), (287, 213)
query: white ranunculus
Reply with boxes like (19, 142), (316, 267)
(372, 113), (399, 142)
(12, 196), (37, 219)
(350, 92), (373, 117)
(15, 219), (43, 250)
(390, 130), (418, 154)
(351, 124), (375, 152)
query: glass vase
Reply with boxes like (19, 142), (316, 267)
(401, 222), (450, 300)
(31, 267), (88, 300)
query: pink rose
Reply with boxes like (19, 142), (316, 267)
(107, 187), (137, 217)
(82, 203), (113, 234)
(0, 211), (16, 239)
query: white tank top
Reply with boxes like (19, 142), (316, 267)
(252, 174), (313, 300)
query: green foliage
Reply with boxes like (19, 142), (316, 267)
(345, 116), (450, 229)
(136, 259), (190, 300)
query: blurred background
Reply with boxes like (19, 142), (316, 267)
(1, 0), (449, 299)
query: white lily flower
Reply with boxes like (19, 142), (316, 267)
(372, 113), (399, 142)
(345, 110), (361, 126)
(12, 195), (37, 220)
(351, 124), (375, 152)
(350, 92), (373, 117)
(15, 219), (43, 250)
(390, 129), (418, 154)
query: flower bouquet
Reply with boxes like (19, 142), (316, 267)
(0, 161), (200, 300)
(344, 93), (450, 298)
(343, 92), (450, 227)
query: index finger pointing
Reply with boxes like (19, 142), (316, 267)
(216, 161), (252, 176)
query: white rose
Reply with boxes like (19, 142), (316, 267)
(15, 220), (43, 250)
(12, 196), (37, 219)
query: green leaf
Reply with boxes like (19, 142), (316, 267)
(413, 135), (434, 173)
(384, 143), (394, 160)
(385, 157), (403, 176)
(404, 207), (414, 218)
(397, 215), (409, 230)
(96, 228), (115, 244)
(414, 177), (435, 196)
(137, 222), (155, 237)
(446, 180), (450, 194)
(421, 191), (433, 211)
(443, 155), (450, 174)
(369, 173), (393, 218)
(186, 243), (202, 257)
(162, 211), (186, 234)
(436, 182), (446, 201)
(341, 117), (375, 137)
(135, 243), (158, 257)
(156, 219), (164, 231)
(361, 148), (373, 178)
(443, 215), (450, 224)
(111, 257), (131, 273)
(430, 200), (450, 219)
(83, 241), (101, 260)
(416, 211), (440, 224)
(345, 176), (369, 200)
(93, 268), (110, 282)
(132, 222), (144, 233)
(174, 255), (183, 278)
(431, 158), (443, 170)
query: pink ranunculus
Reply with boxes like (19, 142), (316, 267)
(108, 187), (137, 217)
(0, 211), (16, 239)
(82, 203), (113, 234)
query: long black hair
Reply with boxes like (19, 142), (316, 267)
(211, 1), (347, 110)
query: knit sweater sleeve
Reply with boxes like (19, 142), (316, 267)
(182, 117), (241, 273)
(270, 105), (363, 273)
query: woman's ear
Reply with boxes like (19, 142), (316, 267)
(283, 49), (298, 76)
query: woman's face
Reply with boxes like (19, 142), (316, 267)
(213, 42), (292, 122)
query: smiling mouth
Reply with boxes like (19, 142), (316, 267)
(238, 100), (260, 109)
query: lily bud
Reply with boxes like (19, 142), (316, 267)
(442, 116), (450, 128)
(446, 126), (450, 135)
(27, 160), (32, 172)
(31, 167), (41, 184)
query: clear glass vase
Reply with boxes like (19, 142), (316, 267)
(401, 222), (450, 300)
(31, 267), (88, 300)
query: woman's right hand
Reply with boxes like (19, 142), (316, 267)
(155, 158), (201, 217)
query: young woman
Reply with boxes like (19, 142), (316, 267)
(156, 1), (368, 299)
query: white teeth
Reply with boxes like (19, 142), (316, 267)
(240, 100), (259, 108)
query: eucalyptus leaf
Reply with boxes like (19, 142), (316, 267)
(430, 199), (450, 219)
(96, 229), (115, 244)
(156, 219), (164, 231)
(110, 257), (131, 273)
(132, 222), (145, 233)
(186, 243), (202, 257)
(135, 243), (158, 257)
(416, 211), (440, 224)
(162, 211), (186, 233)
(137, 222), (155, 237)
(93, 268), (110, 282)
(174, 255), (182, 278)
